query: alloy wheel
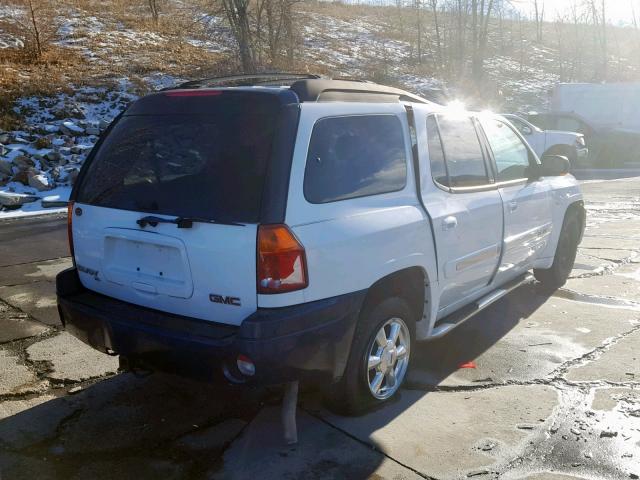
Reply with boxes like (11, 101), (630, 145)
(366, 317), (410, 400)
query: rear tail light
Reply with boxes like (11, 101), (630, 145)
(67, 201), (75, 264)
(257, 224), (308, 294)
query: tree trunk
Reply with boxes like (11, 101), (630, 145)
(430, 0), (442, 68)
(27, 0), (42, 59)
(148, 0), (159, 26)
(222, 0), (256, 73)
(415, 0), (422, 64)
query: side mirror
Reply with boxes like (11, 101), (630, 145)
(540, 155), (570, 176)
(521, 125), (533, 135)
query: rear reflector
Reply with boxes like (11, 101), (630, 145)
(257, 224), (308, 294)
(67, 201), (75, 264)
(164, 90), (223, 97)
(236, 355), (256, 376)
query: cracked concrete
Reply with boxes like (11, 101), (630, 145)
(305, 385), (559, 479)
(0, 351), (38, 396)
(0, 301), (49, 344)
(26, 332), (119, 382)
(0, 281), (62, 326)
(565, 329), (640, 383)
(0, 174), (638, 479)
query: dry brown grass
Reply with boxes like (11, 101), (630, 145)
(0, 45), (92, 129)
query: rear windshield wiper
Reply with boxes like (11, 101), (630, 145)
(136, 215), (245, 229)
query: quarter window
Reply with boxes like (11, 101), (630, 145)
(437, 116), (490, 188)
(481, 118), (531, 182)
(426, 116), (448, 187)
(304, 115), (407, 204)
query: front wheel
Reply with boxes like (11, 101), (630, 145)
(534, 215), (580, 291)
(325, 297), (413, 415)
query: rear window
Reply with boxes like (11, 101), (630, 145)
(304, 115), (407, 204)
(76, 94), (281, 223)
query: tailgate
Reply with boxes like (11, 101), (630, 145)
(72, 204), (257, 325)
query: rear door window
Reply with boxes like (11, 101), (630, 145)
(304, 115), (407, 203)
(437, 115), (490, 188)
(76, 94), (280, 223)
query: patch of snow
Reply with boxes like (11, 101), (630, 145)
(0, 184), (70, 220)
(0, 5), (25, 49)
(143, 73), (184, 91)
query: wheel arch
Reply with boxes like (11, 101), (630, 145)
(360, 267), (430, 329)
(543, 143), (577, 164)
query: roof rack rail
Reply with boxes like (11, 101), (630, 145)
(289, 79), (432, 105)
(169, 73), (322, 90)
(164, 73), (433, 105)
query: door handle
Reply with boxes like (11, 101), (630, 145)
(508, 201), (518, 213)
(442, 216), (458, 231)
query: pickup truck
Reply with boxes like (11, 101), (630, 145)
(502, 114), (588, 168)
(56, 76), (585, 414)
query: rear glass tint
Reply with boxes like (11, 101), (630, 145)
(304, 115), (407, 204)
(76, 94), (281, 223)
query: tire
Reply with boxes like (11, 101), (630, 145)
(325, 297), (414, 415)
(534, 214), (580, 291)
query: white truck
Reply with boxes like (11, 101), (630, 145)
(502, 114), (588, 167)
(56, 76), (585, 413)
(527, 83), (640, 168)
(550, 82), (640, 132)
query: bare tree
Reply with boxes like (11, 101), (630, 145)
(2, 0), (57, 60)
(533, 0), (544, 42)
(148, 0), (160, 26)
(429, 0), (443, 68)
(255, 0), (299, 66)
(220, 0), (256, 72)
(414, 0), (423, 64)
(470, 0), (495, 82)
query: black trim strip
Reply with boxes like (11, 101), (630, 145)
(406, 106), (439, 281)
(259, 103), (301, 224)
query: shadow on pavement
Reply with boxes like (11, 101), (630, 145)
(0, 373), (264, 480)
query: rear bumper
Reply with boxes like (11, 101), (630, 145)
(57, 268), (364, 385)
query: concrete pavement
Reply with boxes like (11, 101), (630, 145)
(0, 177), (639, 479)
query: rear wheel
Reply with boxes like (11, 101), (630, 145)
(325, 297), (413, 415)
(534, 215), (580, 291)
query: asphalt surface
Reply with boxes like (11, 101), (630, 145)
(0, 175), (639, 479)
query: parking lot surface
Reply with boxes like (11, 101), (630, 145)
(0, 175), (638, 480)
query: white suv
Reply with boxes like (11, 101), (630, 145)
(57, 76), (585, 413)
